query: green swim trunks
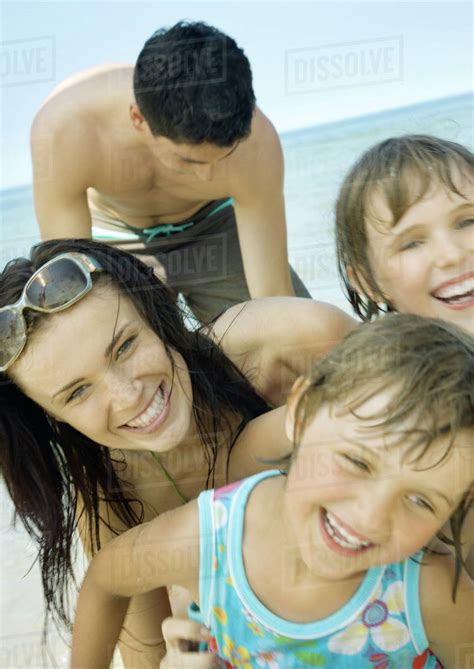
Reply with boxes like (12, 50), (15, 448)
(92, 198), (310, 324)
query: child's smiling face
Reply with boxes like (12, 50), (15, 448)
(283, 389), (472, 583)
(365, 176), (474, 334)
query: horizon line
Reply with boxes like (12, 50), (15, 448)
(1, 89), (471, 193)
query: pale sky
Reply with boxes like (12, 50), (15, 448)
(1, 1), (472, 189)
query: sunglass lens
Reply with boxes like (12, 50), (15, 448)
(0, 310), (26, 369)
(25, 258), (88, 309)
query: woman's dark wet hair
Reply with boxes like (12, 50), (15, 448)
(0, 239), (269, 629)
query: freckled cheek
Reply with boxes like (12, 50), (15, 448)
(66, 403), (108, 438)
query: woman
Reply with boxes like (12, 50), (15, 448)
(0, 238), (354, 667)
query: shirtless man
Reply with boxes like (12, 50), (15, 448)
(31, 21), (310, 323)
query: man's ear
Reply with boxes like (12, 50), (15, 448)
(129, 103), (146, 131)
(285, 375), (312, 443)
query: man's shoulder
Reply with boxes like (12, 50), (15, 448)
(242, 107), (281, 157)
(31, 65), (135, 183)
(31, 64), (133, 143)
(229, 107), (283, 193)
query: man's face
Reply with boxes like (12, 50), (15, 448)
(148, 135), (239, 181)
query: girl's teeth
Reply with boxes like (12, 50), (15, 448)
(434, 278), (474, 301)
(439, 291), (474, 305)
(126, 387), (164, 428)
(324, 512), (370, 551)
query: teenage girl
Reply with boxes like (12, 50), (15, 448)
(335, 134), (473, 335)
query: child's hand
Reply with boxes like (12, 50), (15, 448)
(161, 618), (224, 668)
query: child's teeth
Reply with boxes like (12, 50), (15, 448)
(434, 278), (474, 301)
(324, 512), (370, 550)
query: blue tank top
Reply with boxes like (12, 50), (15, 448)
(195, 470), (442, 668)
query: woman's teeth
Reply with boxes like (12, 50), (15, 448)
(324, 511), (371, 551)
(126, 387), (165, 429)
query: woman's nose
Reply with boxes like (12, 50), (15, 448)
(105, 371), (143, 413)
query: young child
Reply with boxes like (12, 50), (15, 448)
(71, 314), (473, 669)
(335, 135), (473, 335)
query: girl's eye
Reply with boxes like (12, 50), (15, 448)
(66, 384), (88, 403)
(116, 335), (137, 358)
(399, 239), (422, 252)
(407, 494), (434, 513)
(341, 454), (371, 472)
(457, 217), (474, 229)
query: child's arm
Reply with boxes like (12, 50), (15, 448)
(71, 500), (200, 669)
(421, 552), (474, 668)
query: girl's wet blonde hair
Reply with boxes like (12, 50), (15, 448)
(335, 135), (474, 320)
(289, 314), (473, 599)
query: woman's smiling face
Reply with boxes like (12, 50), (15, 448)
(11, 284), (195, 453)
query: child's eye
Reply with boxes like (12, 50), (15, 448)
(66, 384), (89, 404)
(341, 454), (371, 472)
(116, 335), (137, 359)
(457, 217), (474, 229)
(399, 239), (422, 252)
(407, 494), (434, 513)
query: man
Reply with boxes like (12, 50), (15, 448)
(31, 21), (310, 323)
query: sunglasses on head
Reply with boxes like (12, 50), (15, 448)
(0, 252), (103, 372)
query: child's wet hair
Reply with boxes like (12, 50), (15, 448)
(335, 135), (474, 320)
(289, 313), (473, 598)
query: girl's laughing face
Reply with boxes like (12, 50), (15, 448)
(365, 178), (474, 334)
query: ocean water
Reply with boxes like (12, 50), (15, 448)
(0, 92), (472, 667)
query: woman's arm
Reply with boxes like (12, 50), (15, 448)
(75, 449), (198, 668)
(211, 297), (357, 406)
(76, 472), (169, 666)
(72, 500), (200, 669)
(421, 552), (474, 668)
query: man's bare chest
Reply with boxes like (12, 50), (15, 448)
(89, 148), (232, 226)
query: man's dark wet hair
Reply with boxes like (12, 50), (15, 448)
(134, 21), (256, 146)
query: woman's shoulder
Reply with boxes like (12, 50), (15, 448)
(210, 298), (357, 406)
(420, 551), (473, 667)
(228, 405), (289, 481)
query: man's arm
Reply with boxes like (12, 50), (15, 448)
(231, 116), (295, 299)
(210, 297), (357, 406)
(31, 111), (94, 239)
(72, 500), (200, 669)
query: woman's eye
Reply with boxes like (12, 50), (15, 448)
(116, 335), (137, 358)
(407, 494), (434, 513)
(66, 384), (88, 403)
(342, 454), (371, 472)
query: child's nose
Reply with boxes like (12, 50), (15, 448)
(434, 232), (467, 269)
(353, 490), (394, 541)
